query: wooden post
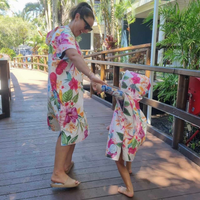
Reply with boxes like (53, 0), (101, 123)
(44, 57), (47, 72)
(17, 58), (19, 68)
(143, 49), (151, 117)
(37, 56), (40, 70)
(25, 57), (28, 69)
(90, 62), (96, 97)
(145, 48), (151, 78)
(172, 75), (189, 149)
(31, 56), (33, 69)
(0, 60), (10, 118)
(112, 66), (120, 110)
(100, 54), (106, 81)
(20, 57), (23, 68)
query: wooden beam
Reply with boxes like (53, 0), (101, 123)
(84, 43), (151, 58)
(172, 75), (189, 149)
(106, 49), (147, 60)
(85, 59), (200, 77)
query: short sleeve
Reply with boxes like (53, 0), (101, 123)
(50, 26), (77, 59)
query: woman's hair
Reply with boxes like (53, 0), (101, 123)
(69, 2), (94, 20)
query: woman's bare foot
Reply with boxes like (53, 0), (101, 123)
(51, 171), (80, 187)
(126, 162), (133, 174)
(106, 125), (110, 130)
(118, 186), (134, 197)
(65, 161), (74, 174)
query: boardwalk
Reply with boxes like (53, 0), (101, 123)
(0, 68), (200, 200)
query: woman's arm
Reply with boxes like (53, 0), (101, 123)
(66, 49), (106, 85)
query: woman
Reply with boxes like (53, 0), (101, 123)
(46, 2), (106, 188)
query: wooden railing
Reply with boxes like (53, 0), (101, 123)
(11, 44), (200, 165)
(84, 57), (200, 166)
(13, 55), (48, 72)
(12, 44), (152, 72)
(82, 49), (95, 56)
(0, 59), (10, 119)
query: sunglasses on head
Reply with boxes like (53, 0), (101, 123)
(82, 17), (93, 31)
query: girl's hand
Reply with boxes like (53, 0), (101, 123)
(91, 82), (102, 94)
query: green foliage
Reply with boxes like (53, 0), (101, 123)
(145, 0), (200, 70)
(115, 0), (135, 25)
(0, 0), (10, 15)
(0, 16), (33, 49)
(153, 74), (178, 106)
(114, 0), (136, 46)
(16, 54), (23, 57)
(0, 47), (16, 59)
(27, 32), (48, 55)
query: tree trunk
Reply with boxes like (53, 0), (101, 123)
(44, 0), (49, 31)
(111, 0), (114, 36)
(90, 0), (103, 47)
(52, 0), (58, 28)
(57, 0), (62, 26)
(47, 0), (52, 31)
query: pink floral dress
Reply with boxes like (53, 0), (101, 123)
(105, 70), (151, 161)
(46, 25), (89, 146)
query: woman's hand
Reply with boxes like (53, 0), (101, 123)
(89, 73), (108, 86)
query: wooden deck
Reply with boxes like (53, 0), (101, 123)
(0, 68), (200, 200)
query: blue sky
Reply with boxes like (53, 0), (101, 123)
(9, 0), (39, 13)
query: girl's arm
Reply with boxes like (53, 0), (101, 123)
(92, 82), (124, 100)
(101, 85), (124, 101)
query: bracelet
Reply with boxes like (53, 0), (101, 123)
(88, 71), (94, 80)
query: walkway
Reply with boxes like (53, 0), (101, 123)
(0, 68), (200, 200)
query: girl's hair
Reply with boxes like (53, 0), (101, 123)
(69, 2), (94, 20)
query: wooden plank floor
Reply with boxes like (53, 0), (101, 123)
(1, 68), (200, 200)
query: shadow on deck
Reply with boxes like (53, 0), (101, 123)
(0, 68), (200, 200)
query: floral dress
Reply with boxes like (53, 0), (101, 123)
(46, 25), (89, 146)
(104, 70), (151, 161)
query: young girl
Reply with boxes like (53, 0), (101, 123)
(92, 70), (151, 197)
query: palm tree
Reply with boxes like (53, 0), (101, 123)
(52, 0), (58, 28)
(23, 2), (44, 19)
(22, 0), (52, 32)
(0, 0), (10, 14)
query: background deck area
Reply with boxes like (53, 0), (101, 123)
(0, 68), (200, 200)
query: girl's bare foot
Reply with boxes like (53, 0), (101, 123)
(118, 186), (134, 198)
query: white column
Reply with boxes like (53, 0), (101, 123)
(147, 0), (159, 124)
(90, 31), (94, 51)
(157, 14), (165, 66)
(90, 0), (94, 51)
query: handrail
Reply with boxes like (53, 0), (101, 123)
(84, 43), (151, 58)
(13, 55), (48, 72)
(85, 60), (200, 77)
(106, 49), (148, 60)
(14, 55), (48, 58)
